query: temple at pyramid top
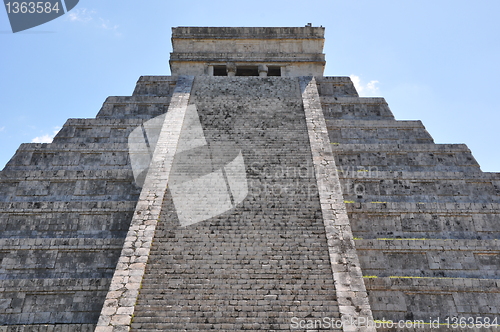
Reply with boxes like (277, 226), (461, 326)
(169, 26), (326, 76)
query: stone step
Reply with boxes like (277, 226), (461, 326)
(339, 169), (500, 187)
(60, 118), (144, 127)
(332, 143), (481, 172)
(0, 169), (139, 202)
(326, 119), (434, 144)
(0, 200), (136, 212)
(0, 278), (110, 325)
(0, 237), (124, 250)
(96, 96), (171, 119)
(131, 321), (340, 332)
(53, 118), (143, 144)
(330, 143), (470, 154)
(364, 276), (500, 323)
(347, 208), (500, 240)
(345, 201), (500, 213)
(0, 210), (133, 239)
(131, 308), (341, 331)
(320, 96), (395, 120)
(328, 119), (426, 128)
(5, 142), (131, 170)
(339, 175), (500, 203)
(356, 238), (500, 251)
(339, 169), (500, 180)
(342, 195), (500, 206)
(355, 238), (500, 279)
(0, 169), (136, 184)
(0, 238), (124, 279)
(133, 301), (340, 311)
(316, 76), (359, 97)
(332, 142), (473, 152)
(132, 75), (177, 97)
(0, 324), (96, 332)
(12, 142), (129, 152)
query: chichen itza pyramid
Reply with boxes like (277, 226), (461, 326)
(1, 26), (499, 332)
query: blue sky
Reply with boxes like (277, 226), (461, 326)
(1, 0), (499, 171)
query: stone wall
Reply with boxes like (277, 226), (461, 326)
(2, 72), (499, 331)
(319, 81), (500, 329)
(0, 76), (178, 328)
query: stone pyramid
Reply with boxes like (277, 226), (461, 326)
(1, 27), (499, 332)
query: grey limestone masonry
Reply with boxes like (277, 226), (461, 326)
(1, 26), (500, 332)
(95, 76), (194, 332)
(319, 80), (500, 330)
(129, 76), (343, 331)
(299, 76), (375, 332)
(0, 72), (180, 329)
(0, 325), (96, 332)
(0, 69), (178, 329)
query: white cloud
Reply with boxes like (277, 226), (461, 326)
(99, 18), (120, 32)
(0, 127), (5, 132)
(350, 75), (380, 97)
(31, 134), (54, 143)
(67, 8), (121, 35)
(67, 8), (95, 22)
(31, 127), (61, 144)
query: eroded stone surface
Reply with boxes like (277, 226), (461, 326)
(1, 26), (499, 332)
(129, 76), (342, 331)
